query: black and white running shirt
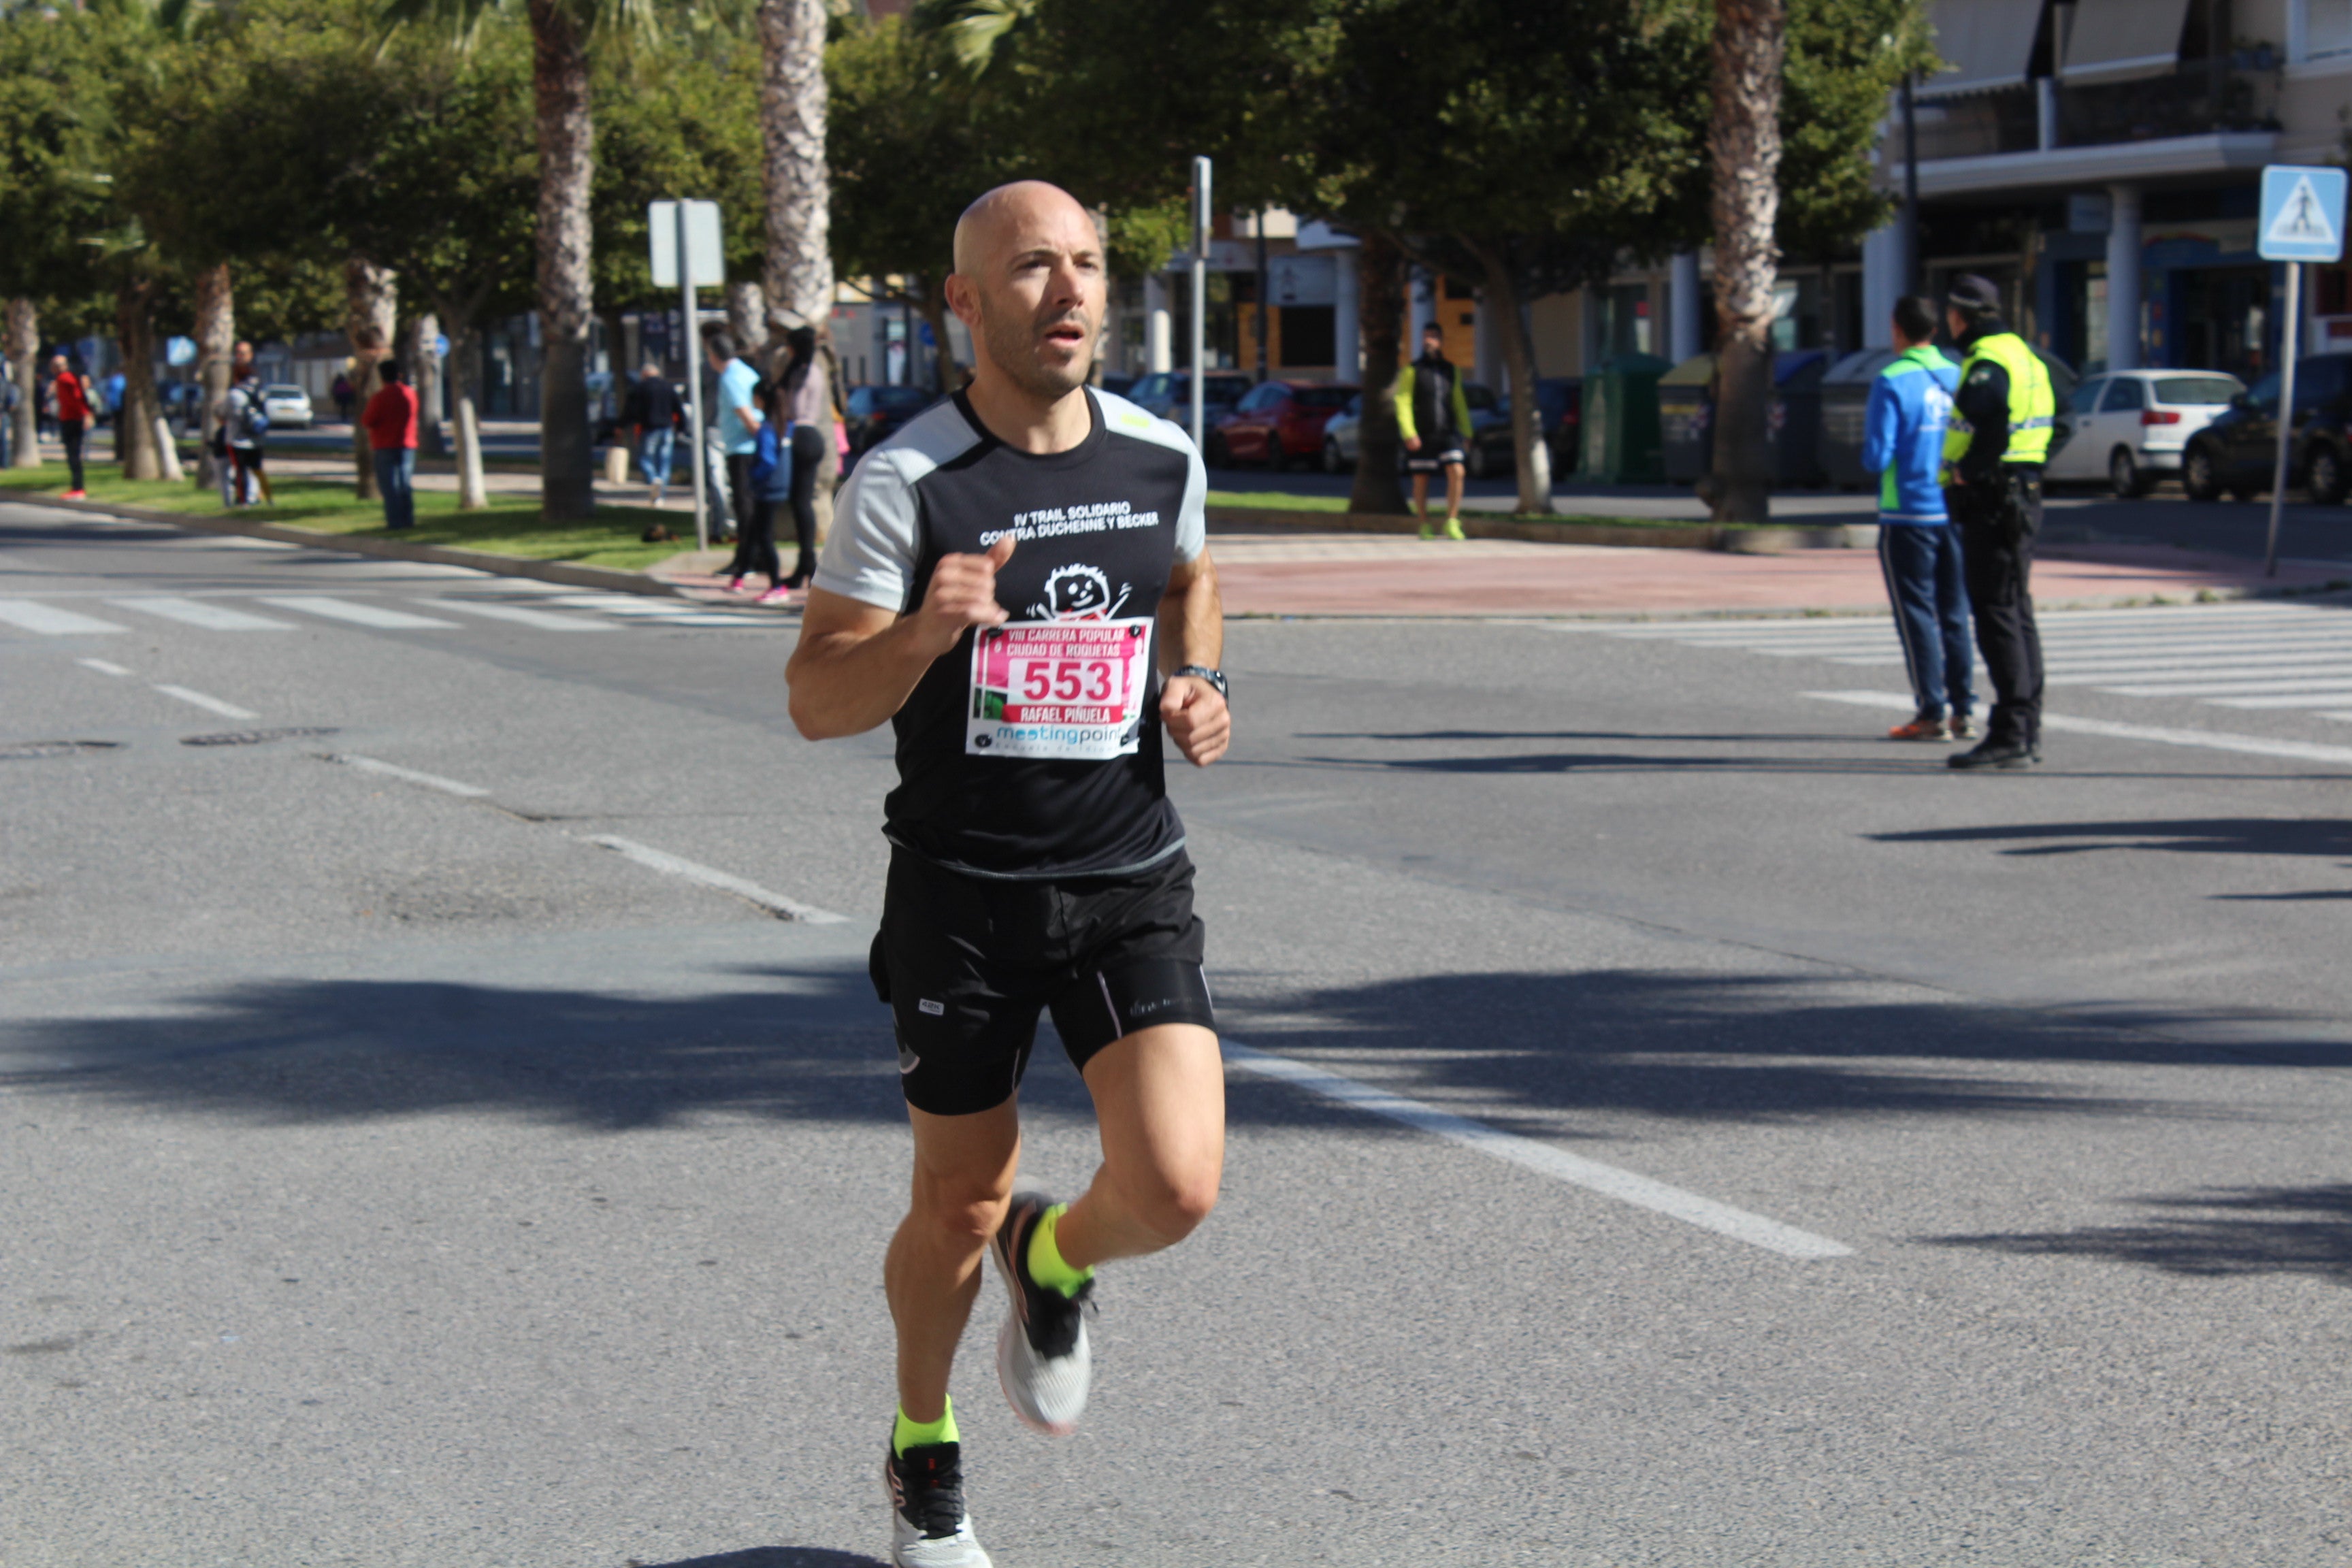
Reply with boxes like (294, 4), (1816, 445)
(814, 386), (1207, 879)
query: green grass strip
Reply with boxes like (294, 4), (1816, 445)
(0, 460), (700, 572)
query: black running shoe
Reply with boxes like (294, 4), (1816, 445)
(989, 1192), (1093, 1435)
(1947, 736), (2039, 770)
(884, 1440), (990, 1568)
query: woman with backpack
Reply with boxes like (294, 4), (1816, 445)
(770, 325), (833, 591)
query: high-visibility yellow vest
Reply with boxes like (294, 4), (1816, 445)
(1942, 331), (2054, 466)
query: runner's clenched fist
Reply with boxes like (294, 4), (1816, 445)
(1161, 676), (1229, 767)
(911, 534), (1015, 656)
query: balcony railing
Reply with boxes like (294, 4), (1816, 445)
(1908, 55), (2281, 163)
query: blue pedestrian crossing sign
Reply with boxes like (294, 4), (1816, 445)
(2258, 165), (2346, 263)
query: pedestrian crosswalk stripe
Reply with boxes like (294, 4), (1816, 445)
(421, 598), (615, 632)
(1582, 604), (2352, 723)
(0, 598), (127, 635)
(257, 595), (459, 630)
(109, 596), (296, 631)
(152, 683), (258, 719)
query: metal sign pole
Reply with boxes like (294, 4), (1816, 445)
(1190, 157), (1211, 453)
(2264, 260), (2300, 578)
(679, 199), (709, 554)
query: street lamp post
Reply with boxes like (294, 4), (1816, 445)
(1191, 157), (1211, 454)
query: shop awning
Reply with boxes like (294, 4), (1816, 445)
(1918, 0), (2044, 99)
(2058, 0), (2192, 84)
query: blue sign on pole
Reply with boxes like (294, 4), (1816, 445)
(2257, 165), (2346, 263)
(433, 333), (451, 359)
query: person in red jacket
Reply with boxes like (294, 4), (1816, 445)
(48, 355), (88, 498)
(361, 358), (420, 530)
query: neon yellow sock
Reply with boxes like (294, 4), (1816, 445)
(893, 1396), (959, 1456)
(1026, 1203), (1095, 1298)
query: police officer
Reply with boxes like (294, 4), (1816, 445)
(1940, 274), (2053, 770)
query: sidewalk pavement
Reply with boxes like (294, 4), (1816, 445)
(650, 531), (2351, 620)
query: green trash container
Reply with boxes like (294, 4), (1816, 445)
(1580, 352), (1671, 484)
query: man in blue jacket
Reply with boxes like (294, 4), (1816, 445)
(1863, 295), (1973, 741)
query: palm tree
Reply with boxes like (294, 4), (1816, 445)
(1706, 0), (1785, 524)
(382, 0), (665, 521)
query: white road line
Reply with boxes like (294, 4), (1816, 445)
(325, 753), (492, 798)
(585, 836), (849, 924)
(1223, 1043), (1852, 1260)
(2210, 691), (2352, 709)
(109, 596), (296, 631)
(257, 595), (457, 630)
(0, 599), (127, 635)
(2106, 674), (2352, 697)
(1807, 690), (2352, 767)
(2046, 649), (2352, 673)
(542, 595), (691, 615)
(152, 684), (259, 719)
(76, 658), (132, 676)
(422, 599), (614, 632)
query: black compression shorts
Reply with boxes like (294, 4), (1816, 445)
(1405, 444), (1465, 474)
(870, 847), (1215, 1117)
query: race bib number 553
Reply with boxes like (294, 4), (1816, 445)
(968, 617), (1153, 760)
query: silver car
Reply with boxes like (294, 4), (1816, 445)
(261, 383), (315, 430)
(2047, 369), (2240, 497)
(1320, 393), (1363, 472)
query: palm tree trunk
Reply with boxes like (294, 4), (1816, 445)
(411, 312), (446, 457)
(1348, 229), (1410, 515)
(1706, 0), (1784, 524)
(1467, 240), (1553, 516)
(115, 278), (165, 481)
(759, 0), (834, 532)
(453, 319), (490, 510)
(194, 264), (233, 489)
(915, 273), (954, 395)
(344, 257), (397, 500)
(7, 299), (39, 470)
(530, 0), (597, 521)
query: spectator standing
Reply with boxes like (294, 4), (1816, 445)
(1863, 297), (1974, 742)
(48, 355), (88, 499)
(732, 377), (792, 601)
(623, 362), (679, 507)
(706, 325), (762, 557)
(771, 324), (832, 589)
(1394, 321), (1471, 540)
(224, 363), (272, 506)
(331, 372), (355, 423)
(1941, 274), (2053, 771)
(363, 358), (420, 530)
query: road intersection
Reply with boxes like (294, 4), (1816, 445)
(5, 498), (2349, 1567)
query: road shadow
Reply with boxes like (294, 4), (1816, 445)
(1874, 817), (2352, 861)
(629, 1550), (887, 1568)
(4, 961), (2337, 1139)
(1922, 1184), (2352, 1283)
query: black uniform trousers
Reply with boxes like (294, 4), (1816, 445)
(1946, 464), (2044, 746)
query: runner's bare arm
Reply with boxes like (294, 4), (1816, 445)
(787, 536), (1017, 740)
(1158, 549), (1228, 768)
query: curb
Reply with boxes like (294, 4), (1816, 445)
(18, 493), (685, 599)
(1205, 505), (1875, 553)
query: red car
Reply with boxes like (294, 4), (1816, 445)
(1206, 380), (1360, 469)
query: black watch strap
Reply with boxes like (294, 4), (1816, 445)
(1172, 664), (1228, 700)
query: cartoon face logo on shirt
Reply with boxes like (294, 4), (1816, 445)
(1031, 563), (1132, 621)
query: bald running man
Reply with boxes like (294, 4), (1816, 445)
(787, 180), (1230, 1568)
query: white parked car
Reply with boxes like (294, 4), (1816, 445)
(1320, 392), (1362, 472)
(260, 384), (314, 429)
(2047, 368), (2240, 497)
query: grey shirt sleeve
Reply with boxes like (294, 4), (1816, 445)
(1175, 441), (1207, 563)
(812, 453), (921, 612)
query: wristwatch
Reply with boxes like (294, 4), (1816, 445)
(1171, 665), (1228, 702)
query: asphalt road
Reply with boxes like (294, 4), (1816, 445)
(5, 499), (2351, 1568)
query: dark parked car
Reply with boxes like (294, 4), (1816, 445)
(845, 383), (939, 454)
(1097, 372), (1136, 397)
(1206, 380), (1360, 468)
(1122, 370), (1254, 430)
(2179, 353), (2352, 504)
(1468, 376), (1580, 479)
